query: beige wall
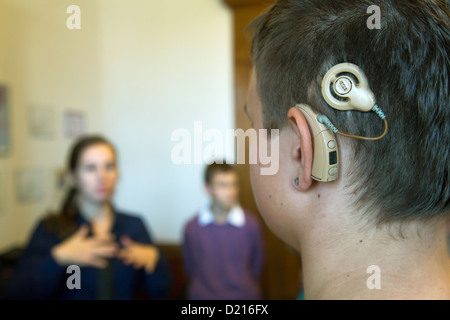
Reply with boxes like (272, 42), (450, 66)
(0, 0), (103, 251)
(0, 0), (233, 251)
(98, 0), (233, 244)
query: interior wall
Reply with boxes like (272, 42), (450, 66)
(0, 0), (234, 250)
(0, 0), (103, 251)
(98, 0), (234, 243)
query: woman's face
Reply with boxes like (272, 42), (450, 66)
(74, 143), (119, 205)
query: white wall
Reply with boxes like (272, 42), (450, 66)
(0, 0), (234, 250)
(98, 0), (234, 243)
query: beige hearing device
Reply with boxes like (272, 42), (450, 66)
(295, 63), (388, 183)
(295, 104), (339, 182)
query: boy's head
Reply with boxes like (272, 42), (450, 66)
(204, 163), (240, 210)
(246, 0), (449, 247)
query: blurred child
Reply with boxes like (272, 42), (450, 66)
(183, 163), (264, 300)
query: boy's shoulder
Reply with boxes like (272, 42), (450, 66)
(242, 209), (262, 229)
(185, 212), (202, 230)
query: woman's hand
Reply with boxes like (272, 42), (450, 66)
(117, 236), (160, 274)
(51, 225), (119, 268)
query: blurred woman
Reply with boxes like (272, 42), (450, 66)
(7, 135), (171, 299)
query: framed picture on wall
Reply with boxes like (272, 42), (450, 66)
(28, 105), (56, 139)
(15, 168), (45, 204)
(0, 85), (9, 156)
(64, 110), (86, 139)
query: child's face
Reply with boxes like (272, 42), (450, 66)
(206, 171), (240, 210)
(73, 144), (119, 205)
(245, 69), (301, 249)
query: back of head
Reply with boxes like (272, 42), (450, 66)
(250, 0), (450, 225)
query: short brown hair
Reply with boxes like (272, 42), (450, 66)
(249, 0), (449, 225)
(204, 163), (237, 185)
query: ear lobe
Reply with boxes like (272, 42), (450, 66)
(287, 107), (314, 192)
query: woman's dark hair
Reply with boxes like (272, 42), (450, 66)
(44, 135), (117, 239)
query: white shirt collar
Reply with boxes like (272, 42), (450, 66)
(198, 205), (245, 228)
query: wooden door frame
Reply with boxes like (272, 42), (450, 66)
(223, 0), (301, 300)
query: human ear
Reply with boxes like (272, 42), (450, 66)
(287, 107), (314, 192)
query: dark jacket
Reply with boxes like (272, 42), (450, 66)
(6, 210), (172, 300)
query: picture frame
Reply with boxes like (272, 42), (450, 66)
(64, 110), (86, 139)
(28, 105), (56, 139)
(15, 168), (45, 204)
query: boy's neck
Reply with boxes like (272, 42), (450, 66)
(300, 216), (450, 300)
(210, 202), (231, 225)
